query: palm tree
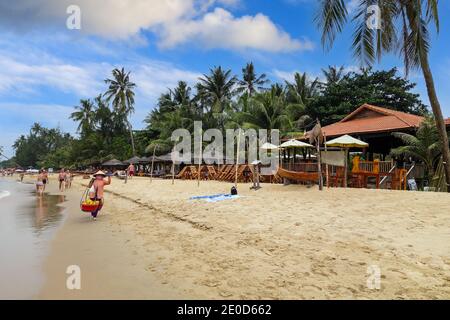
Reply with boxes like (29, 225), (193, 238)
(238, 88), (290, 134)
(391, 117), (442, 178)
(321, 65), (345, 85)
(236, 62), (269, 96)
(70, 99), (96, 136)
(104, 67), (137, 155)
(285, 72), (320, 105)
(197, 66), (237, 114)
(315, 0), (450, 192)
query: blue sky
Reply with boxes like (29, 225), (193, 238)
(1, 0), (450, 158)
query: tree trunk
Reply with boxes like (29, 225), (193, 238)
(127, 119), (136, 156)
(419, 53), (450, 192)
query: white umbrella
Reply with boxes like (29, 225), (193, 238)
(260, 142), (279, 150)
(279, 139), (314, 148)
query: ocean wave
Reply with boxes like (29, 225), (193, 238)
(0, 190), (11, 200)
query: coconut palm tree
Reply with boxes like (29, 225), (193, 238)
(238, 88), (291, 133)
(391, 117), (442, 178)
(236, 62), (270, 96)
(70, 99), (96, 136)
(104, 67), (137, 155)
(321, 65), (345, 85)
(285, 72), (320, 105)
(315, 0), (450, 191)
(197, 66), (237, 114)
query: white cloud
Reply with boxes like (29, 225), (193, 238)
(159, 8), (312, 52)
(0, 56), (106, 97)
(0, 0), (311, 53)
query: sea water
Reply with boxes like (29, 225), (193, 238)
(0, 178), (66, 299)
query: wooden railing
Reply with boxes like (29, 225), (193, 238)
(354, 159), (393, 174)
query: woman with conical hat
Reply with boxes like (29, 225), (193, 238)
(88, 170), (111, 221)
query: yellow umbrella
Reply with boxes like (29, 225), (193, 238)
(325, 135), (368, 187)
(325, 135), (368, 148)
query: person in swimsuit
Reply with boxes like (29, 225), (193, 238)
(58, 169), (66, 192)
(36, 170), (45, 196)
(42, 169), (48, 191)
(65, 169), (72, 189)
(88, 170), (111, 221)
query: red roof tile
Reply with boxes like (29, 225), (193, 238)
(322, 104), (424, 137)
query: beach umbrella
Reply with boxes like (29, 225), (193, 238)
(325, 135), (368, 148)
(325, 135), (368, 187)
(260, 142), (279, 150)
(102, 159), (124, 166)
(279, 139), (314, 148)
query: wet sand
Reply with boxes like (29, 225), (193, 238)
(37, 177), (182, 299)
(34, 176), (450, 299)
(0, 178), (66, 299)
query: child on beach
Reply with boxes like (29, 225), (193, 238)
(88, 170), (111, 221)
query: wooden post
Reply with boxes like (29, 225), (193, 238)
(344, 148), (349, 188)
(235, 128), (241, 188)
(171, 148), (175, 185)
(324, 134), (329, 188)
(316, 138), (323, 191)
(150, 145), (156, 183)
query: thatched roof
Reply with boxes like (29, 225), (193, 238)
(102, 159), (125, 166)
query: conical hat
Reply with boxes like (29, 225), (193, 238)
(93, 170), (106, 177)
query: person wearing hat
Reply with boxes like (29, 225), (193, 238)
(88, 170), (111, 220)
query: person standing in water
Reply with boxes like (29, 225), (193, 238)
(42, 169), (48, 191)
(58, 169), (65, 192)
(89, 170), (111, 221)
(36, 170), (45, 197)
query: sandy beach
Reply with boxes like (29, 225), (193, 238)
(30, 175), (450, 299)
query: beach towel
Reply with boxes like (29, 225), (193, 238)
(190, 194), (240, 203)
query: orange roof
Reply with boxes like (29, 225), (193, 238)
(322, 104), (424, 137)
(446, 118), (450, 126)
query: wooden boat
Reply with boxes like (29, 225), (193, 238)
(277, 167), (319, 183)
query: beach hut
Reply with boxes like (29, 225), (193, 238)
(123, 156), (143, 164)
(102, 159), (125, 166)
(325, 135), (368, 187)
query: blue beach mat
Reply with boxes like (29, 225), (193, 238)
(190, 193), (240, 203)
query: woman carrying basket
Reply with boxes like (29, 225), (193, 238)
(89, 170), (111, 220)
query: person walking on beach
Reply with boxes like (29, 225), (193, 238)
(42, 169), (48, 191)
(36, 170), (45, 197)
(58, 169), (65, 192)
(65, 169), (72, 189)
(127, 163), (135, 179)
(88, 170), (111, 221)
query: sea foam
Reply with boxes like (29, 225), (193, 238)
(0, 190), (11, 200)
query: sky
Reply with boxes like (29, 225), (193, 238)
(1, 0), (450, 158)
